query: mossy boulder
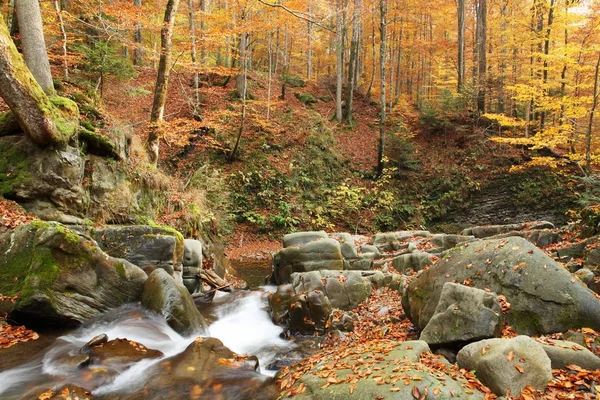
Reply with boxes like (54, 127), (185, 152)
(0, 221), (147, 327)
(96, 225), (184, 278)
(403, 236), (600, 335)
(141, 269), (207, 336)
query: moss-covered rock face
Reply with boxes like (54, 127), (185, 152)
(95, 225), (184, 276)
(402, 236), (600, 335)
(0, 222), (147, 327)
(0, 133), (142, 224)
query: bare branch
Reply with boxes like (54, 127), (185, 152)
(257, 0), (334, 33)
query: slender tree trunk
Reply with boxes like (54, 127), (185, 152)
(540, 0), (555, 131)
(365, 14), (376, 102)
(230, 35), (248, 162)
(0, 14), (78, 146)
(335, 0), (343, 122)
(475, 0), (486, 113)
(188, 0), (200, 110)
(457, 0), (465, 92)
(199, 0), (208, 65)
(306, 3), (312, 80)
(585, 52), (600, 176)
(377, 0), (387, 177)
(267, 31), (273, 120)
(53, 0), (68, 79)
(15, 0), (54, 94)
(148, 0), (180, 166)
(133, 0), (143, 65)
(344, 0), (360, 124)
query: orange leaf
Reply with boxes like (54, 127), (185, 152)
(412, 386), (421, 399)
(515, 365), (524, 374)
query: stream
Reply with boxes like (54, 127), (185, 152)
(0, 287), (295, 399)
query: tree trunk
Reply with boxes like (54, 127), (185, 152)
(476, 0), (486, 113)
(585, 51), (600, 176)
(306, 2), (312, 80)
(148, 0), (180, 166)
(15, 0), (54, 94)
(0, 13), (78, 146)
(53, 0), (68, 79)
(335, 0), (343, 123)
(540, 0), (555, 131)
(133, 0), (143, 65)
(344, 0), (361, 124)
(188, 0), (200, 108)
(457, 0), (465, 93)
(376, 0), (387, 177)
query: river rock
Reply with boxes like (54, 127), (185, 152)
(461, 221), (554, 238)
(430, 233), (475, 250)
(457, 336), (552, 396)
(283, 340), (483, 400)
(88, 338), (163, 364)
(538, 339), (600, 370)
(96, 225), (184, 277)
(402, 236), (600, 335)
(141, 269), (207, 335)
(283, 231), (328, 247)
(182, 239), (202, 294)
(419, 282), (503, 345)
(137, 337), (278, 400)
(372, 231), (431, 253)
(33, 385), (94, 400)
(390, 251), (435, 273)
(0, 222), (147, 327)
(272, 239), (343, 284)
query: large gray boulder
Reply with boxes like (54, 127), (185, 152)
(457, 336), (552, 396)
(141, 269), (207, 336)
(283, 231), (328, 247)
(403, 236), (600, 335)
(538, 339), (600, 370)
(272, 239), (343, 284)
(391, 251), (434, 273)
(282, 341), (484, 400)
(419, 283), (503, 345)
(0, 222), (147, 327)
(96, 225), (184, 277)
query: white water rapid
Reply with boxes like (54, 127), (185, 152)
(0, 287), (293, 399)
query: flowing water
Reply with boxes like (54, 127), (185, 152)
(0, 288), (294, 399)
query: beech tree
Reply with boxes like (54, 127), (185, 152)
(0, 13), (79, 146)
(15, 0), (54, 93)
(148, 0), (180, 166)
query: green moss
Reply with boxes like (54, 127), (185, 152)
(80, 119), (95, 132)
(115, 262), (127, 279)
(294, 92), (317, 105)
(79, 127), (119, 159)
(146, 221), (185, 261)
(0, 138), (32, 196)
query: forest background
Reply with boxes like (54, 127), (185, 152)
(2, 0), (600, 243)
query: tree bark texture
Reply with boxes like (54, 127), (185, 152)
(133, 0), (143, 65)
(15, 0), (54, 93)
(476, 0), (487, 112)
(457, 0), (465, 93)
(148, 0), (180, 165)
(0, 14), (78, 146)
(377, 0), (387, 177)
